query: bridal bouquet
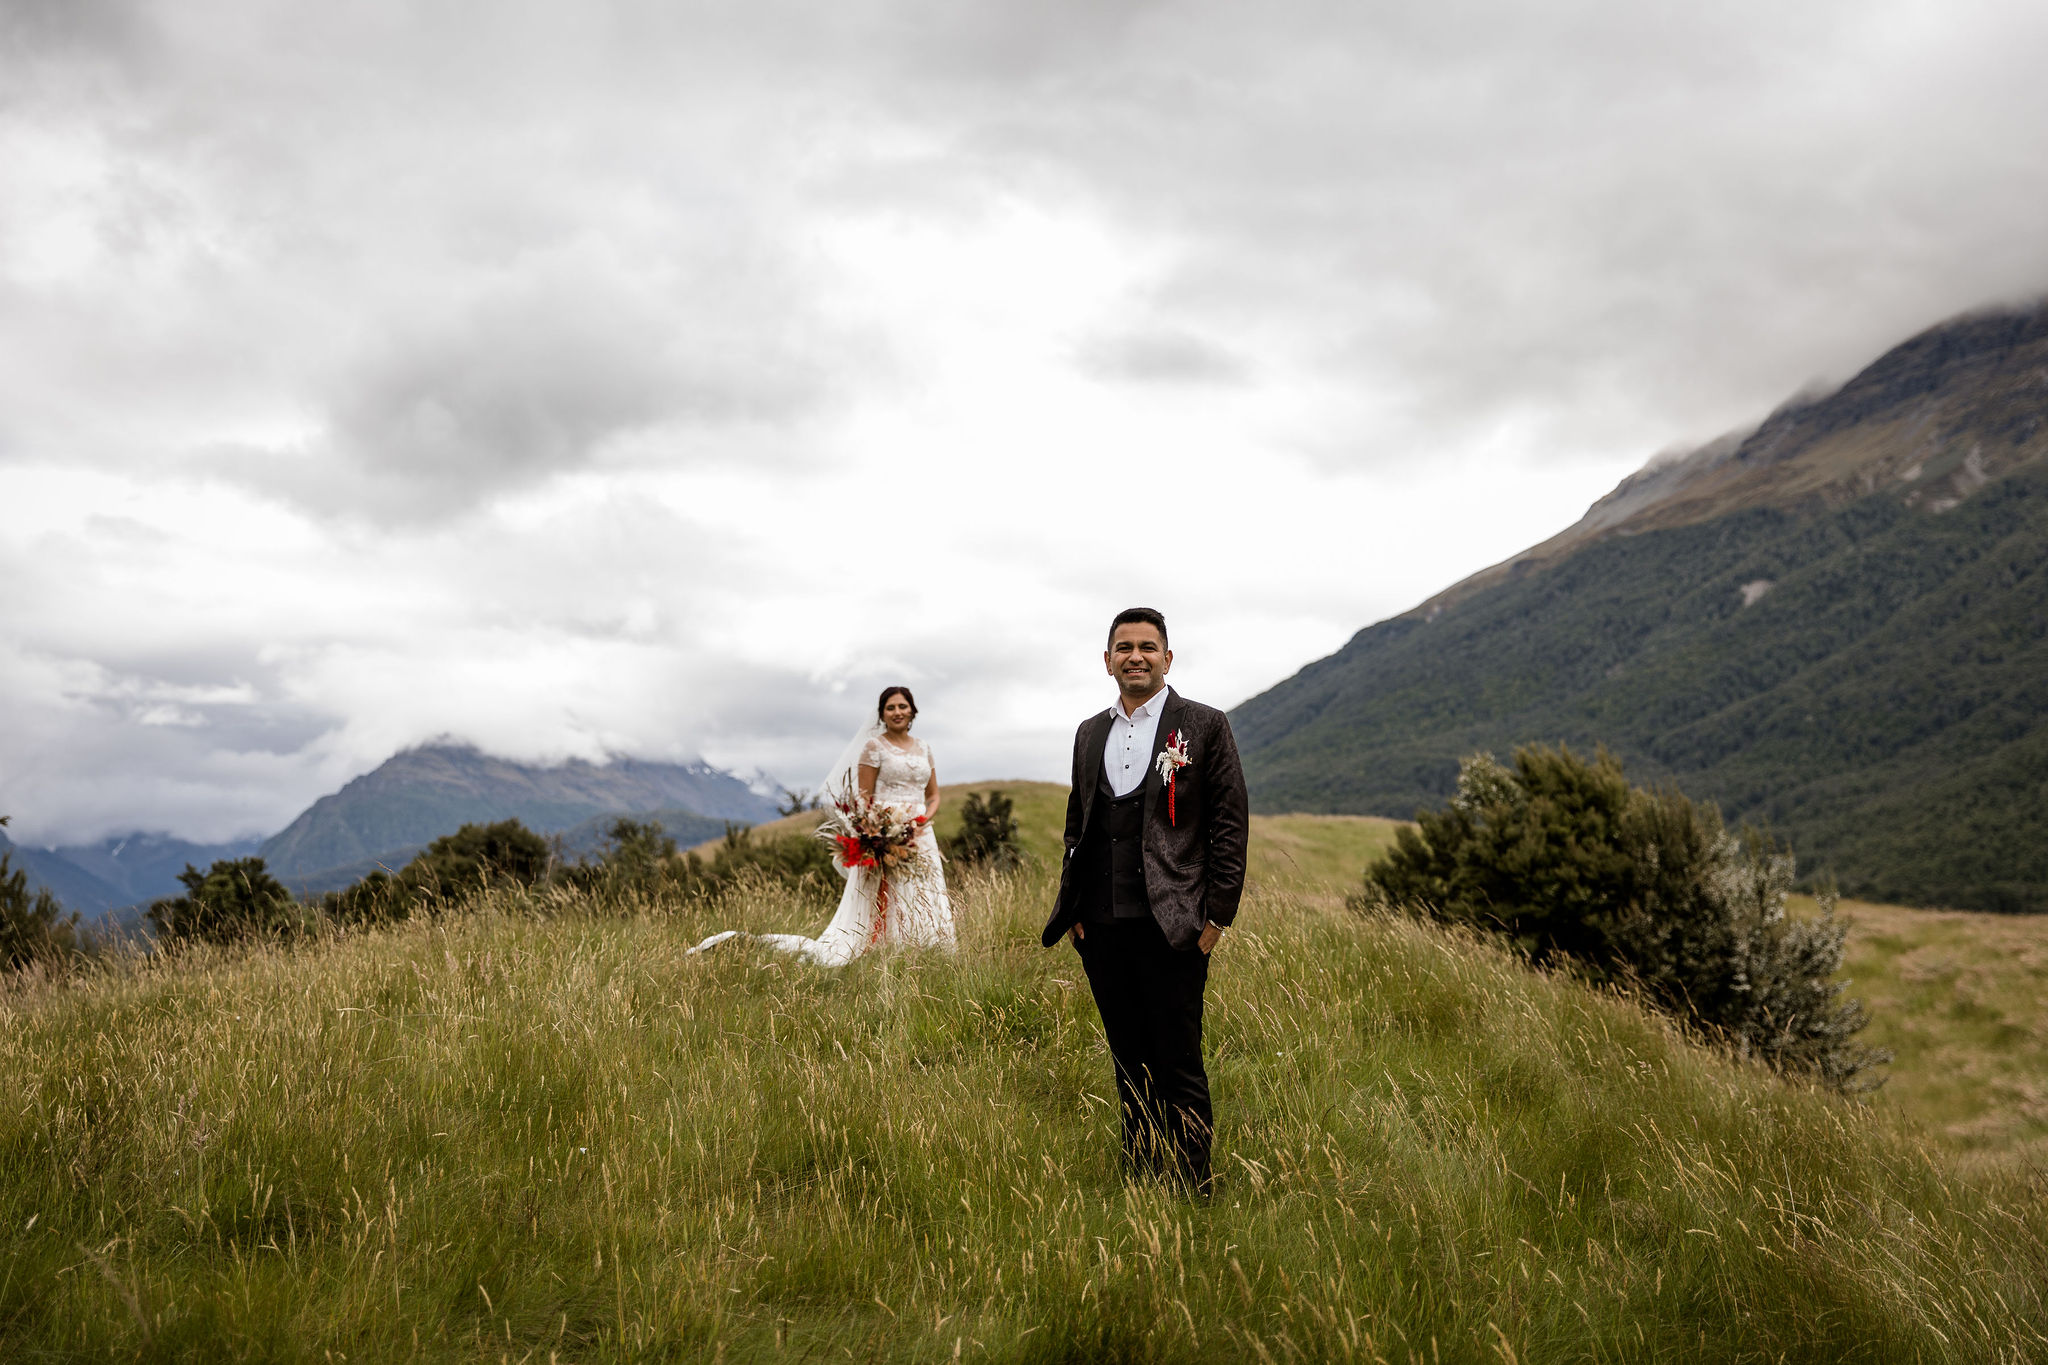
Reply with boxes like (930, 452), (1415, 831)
(817, 787), (928, 874)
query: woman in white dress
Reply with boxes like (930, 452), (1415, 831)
(690, 686), (956, 965)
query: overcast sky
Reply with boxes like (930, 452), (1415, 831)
(4, 0), (2047, 845)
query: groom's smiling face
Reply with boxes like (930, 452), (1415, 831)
(1106, 623), (1172, 706)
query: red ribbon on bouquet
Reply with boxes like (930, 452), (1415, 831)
(868, 876), (890, 946)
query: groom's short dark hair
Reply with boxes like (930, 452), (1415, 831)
(1107, 607), (1168, 649)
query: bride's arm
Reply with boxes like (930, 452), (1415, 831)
(923, 751), (940, 823)
(858, 761), (880, 804)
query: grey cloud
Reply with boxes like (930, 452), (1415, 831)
(324, 277), (820, 515)
(850, 0), (2048, 459)
(0, 646), (341, 845)
(0, 0), (150, 64)
(0, 5), (866, 520)
(1078, 327), (1251, 386)
(196, 244), (842, 522)
(27, 0), (2048, 493)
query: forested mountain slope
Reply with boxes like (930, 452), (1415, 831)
(1234, 300), (2048, 911)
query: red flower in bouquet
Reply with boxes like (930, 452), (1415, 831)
(834, 833), (875, 869)
(818, 786), (935, 945)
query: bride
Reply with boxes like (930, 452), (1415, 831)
(690, 686), (956, 964)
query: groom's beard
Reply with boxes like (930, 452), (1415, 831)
(1117, 665), (1163, 702)
(1120, 681), (1165, 709)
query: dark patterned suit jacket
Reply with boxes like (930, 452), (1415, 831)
(1041, 689), (1250, 951)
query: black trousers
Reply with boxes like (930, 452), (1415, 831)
(1075, 915), (1213, 1189)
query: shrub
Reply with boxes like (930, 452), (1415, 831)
(326, 819), (552, 925)
(677, 825), (839, 907)
(409, 819), (552, 898)
(776, 787), (823, 816)
(148, 857), (307, 946)
(555, 821), (836, 911)
(552, 818), (683, 901)
(1363, 745), (1887, 1089)
(0, 817), (84, 973)
(599, 818), (678, 886)
(944, 790), (1024, 870)
(323, 868), (407, 926)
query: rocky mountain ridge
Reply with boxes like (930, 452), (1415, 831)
(258, 744), (779, 889)
(1413, 301), (2048, 619)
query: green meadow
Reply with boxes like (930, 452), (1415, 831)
(1814, 897), (2048, 1168)
(3, 793), (2046, 1361)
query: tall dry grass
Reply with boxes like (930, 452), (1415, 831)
(3, 867), (2045, 1361)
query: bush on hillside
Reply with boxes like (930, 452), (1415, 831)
(678, 825), (840, 908)
(323, 868), (405, 926)
(776, 787), (823, 816)
(549, 818), (683, 902)
(148, 857), (308, 947)
(944, 790), (1024, 870)
(1362, 745), (1887, 1089)
(553, 820), (837, 911)
(596, 817), (679, 892)
(1, 817), (86, 974)
(326, 819), (553, 925)
(409, 819), (552, 897)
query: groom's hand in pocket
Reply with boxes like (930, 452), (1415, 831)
(1198, 922), (1223, 954)
(1068, 922), (1085, 943)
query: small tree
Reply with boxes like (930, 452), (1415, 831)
(0, 816), (84, 973)
(323, 868), (407, 926)
(944, 790), (1024, 870)
(677, 825), (840, 907)
(776, 787), (823, 817)
(1364, 745), (1886, 1089)
(325, 819), (552, 925)
(406, 820), (552, 901)
(597, 817), (679, 895)
(148, 857), (306, 946)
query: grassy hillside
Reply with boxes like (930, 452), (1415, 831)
(1246, 813), (1404, 894)
(10, 789), (2043, 1358)
(1823, 896), (2048, 1166)
(728, 790), (2048, 1163)
(698, 782), (1400, 900)
(7, 854), (2048, 1357)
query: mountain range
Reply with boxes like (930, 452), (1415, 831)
(7, 745), (779, 918)
(1233, 299), (2048, 912)
(13, 301), (2046, 921)
(0, 830), (266, 914)
(256, 744), (775, 892)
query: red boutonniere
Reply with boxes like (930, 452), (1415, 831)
(1154, 729), (1192, 825)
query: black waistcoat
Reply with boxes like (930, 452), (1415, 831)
(1077, 770), (1150, 922)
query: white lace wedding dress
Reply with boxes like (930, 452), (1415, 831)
(689, 735), (956, 966)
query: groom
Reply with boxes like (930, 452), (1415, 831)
(1043, 607), (1249, 1193)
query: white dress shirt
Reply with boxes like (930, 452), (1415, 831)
(1103, 685), (1171, 799)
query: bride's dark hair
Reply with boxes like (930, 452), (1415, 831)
(877, 685), (918, 721)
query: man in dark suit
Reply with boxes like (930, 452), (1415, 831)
(1042, 606), (1249, 1193)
